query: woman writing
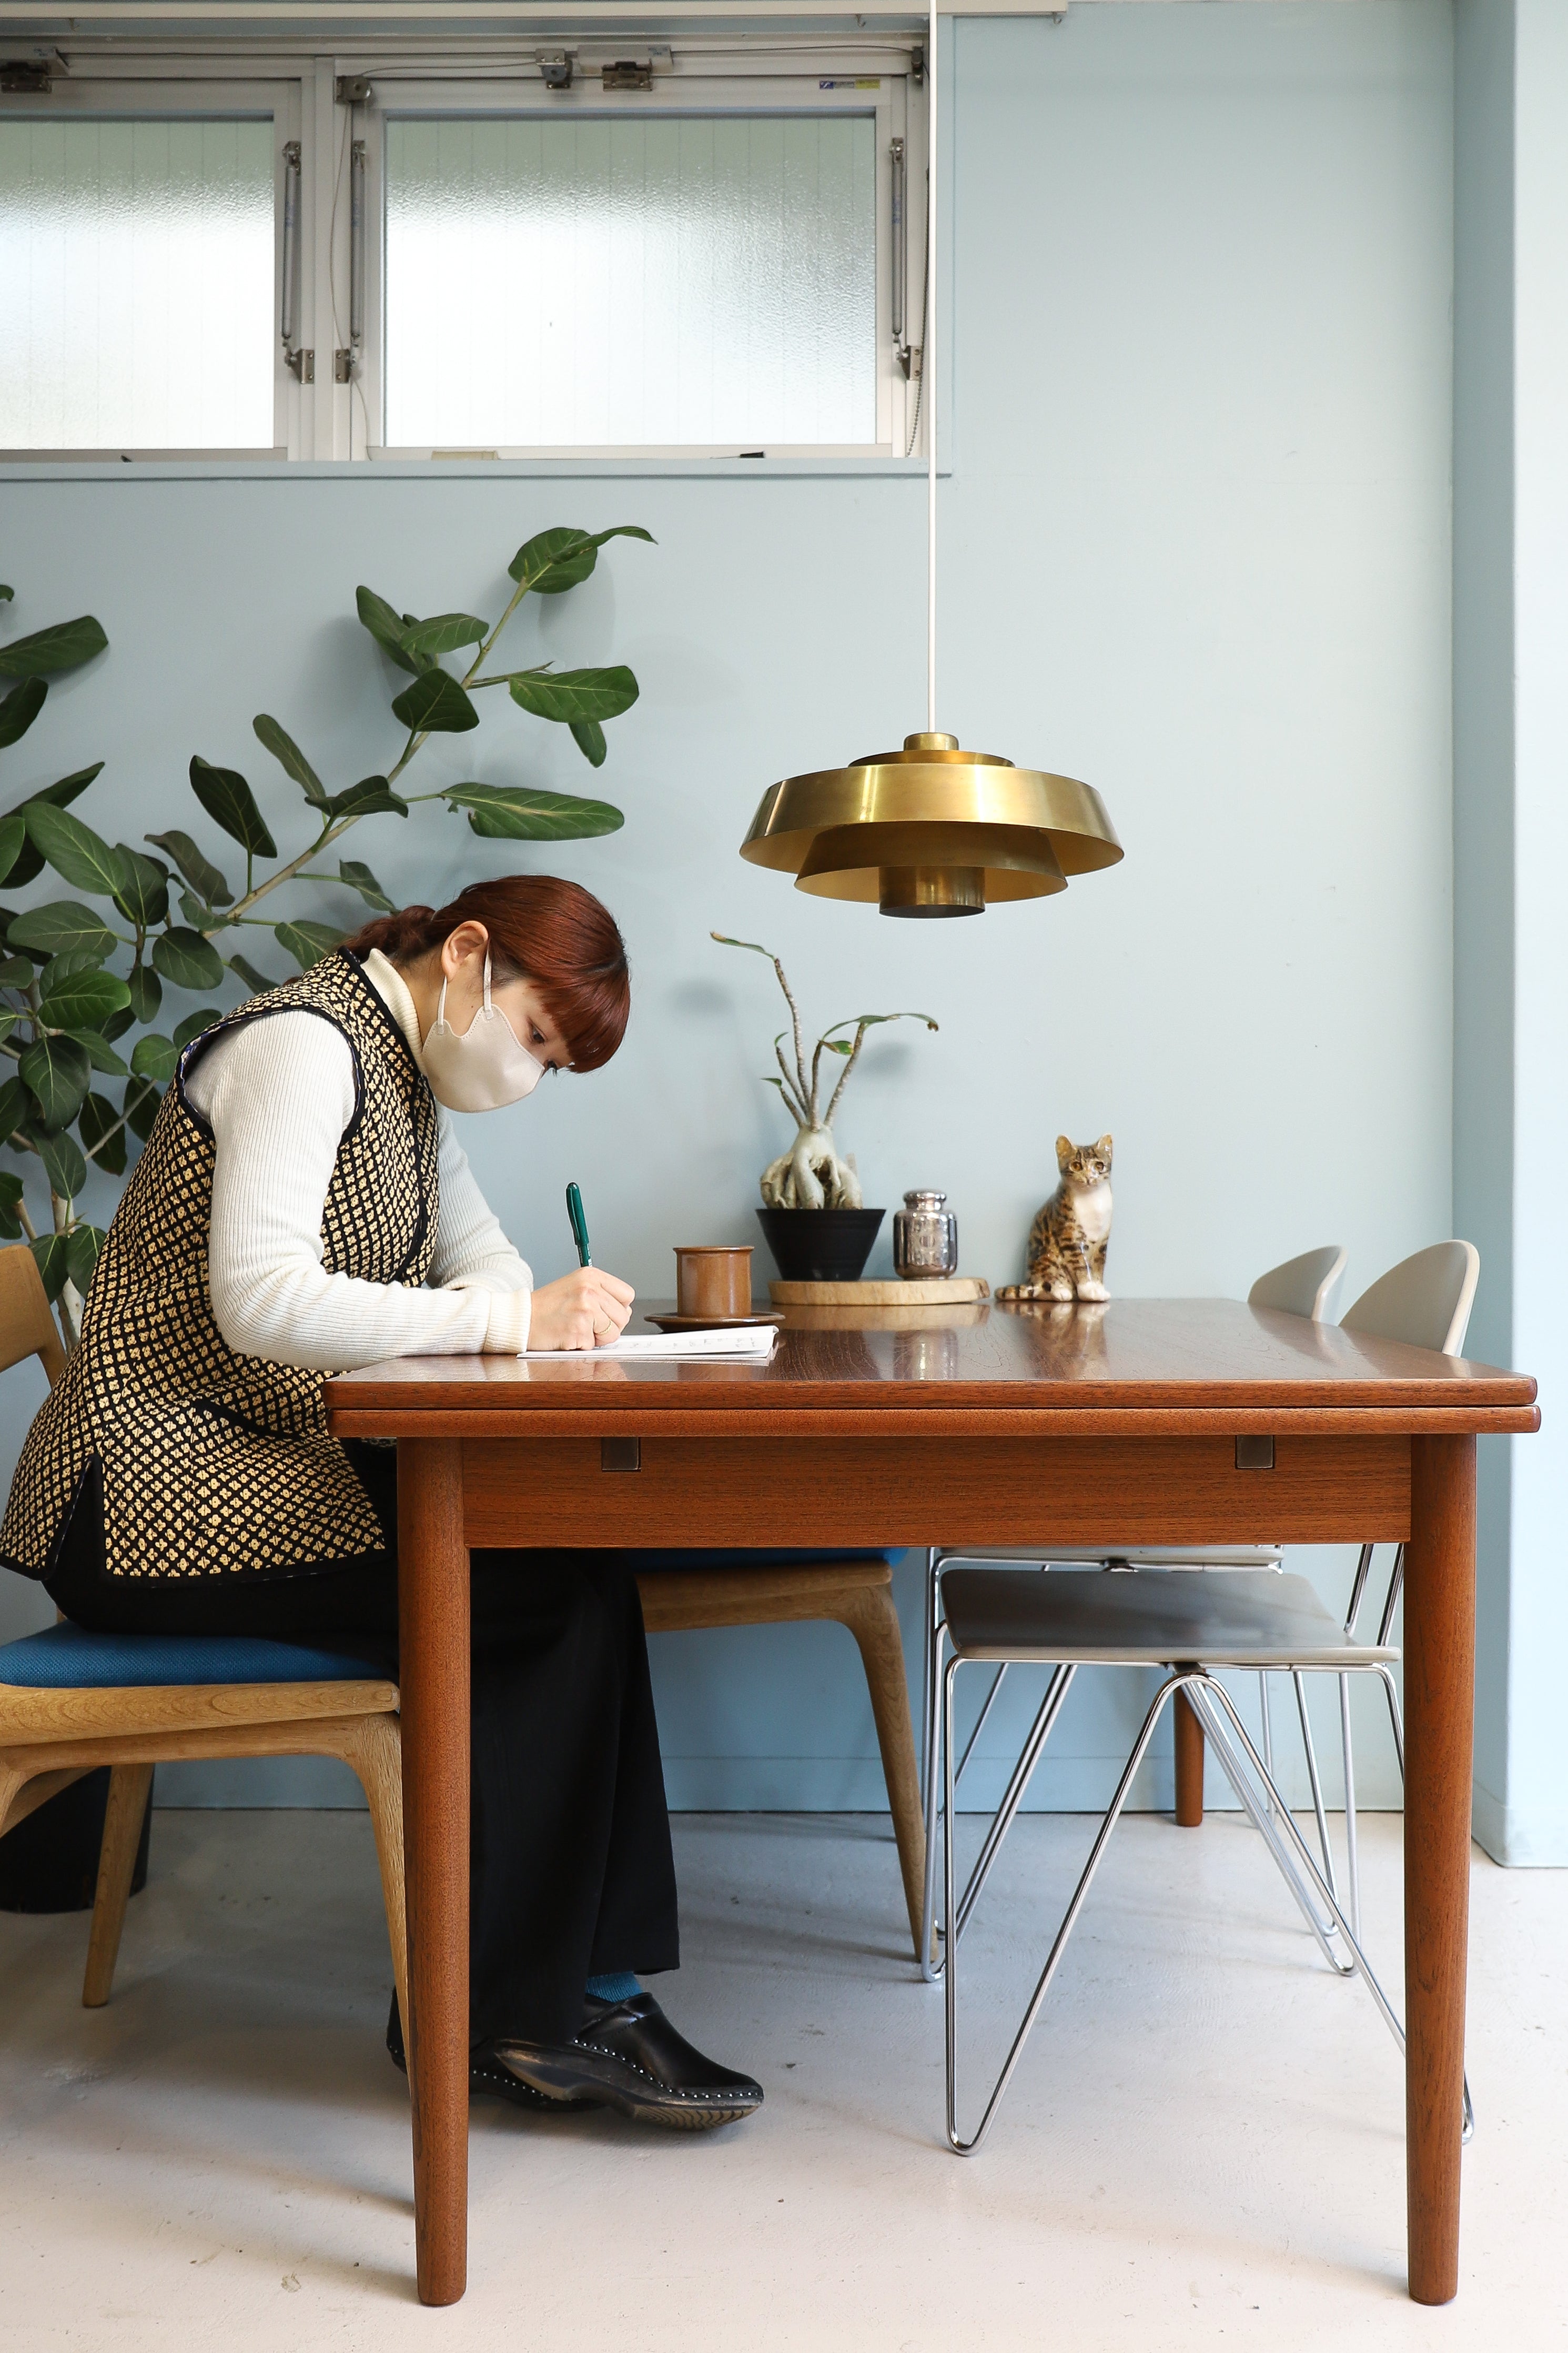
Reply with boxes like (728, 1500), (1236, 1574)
(0, 876), (762, 2128)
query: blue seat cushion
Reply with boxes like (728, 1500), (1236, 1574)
(632, 1548), (898, 1572)
(0, 1621), (387, 1690)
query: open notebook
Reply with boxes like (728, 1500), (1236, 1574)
(519, 1325), (779, 1363)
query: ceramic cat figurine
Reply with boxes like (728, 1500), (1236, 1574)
(998, 1135), (1114, 1303)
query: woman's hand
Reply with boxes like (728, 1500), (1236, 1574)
(527, 1268), (636, 1352)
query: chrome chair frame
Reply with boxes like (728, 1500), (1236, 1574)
(942, 1654), (1427, 2156)
(918, 1545), (1342, 1982)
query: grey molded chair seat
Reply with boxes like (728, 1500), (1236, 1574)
(935, 1566), (1413, 2163)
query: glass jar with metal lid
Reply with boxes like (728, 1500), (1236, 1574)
(893, 1190), (958, 1279)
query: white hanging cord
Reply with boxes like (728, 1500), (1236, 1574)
(927, 7), (938, 733)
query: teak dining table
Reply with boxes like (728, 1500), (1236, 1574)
(322, 1296), (1538, 2309)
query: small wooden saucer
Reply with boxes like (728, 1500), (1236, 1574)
(646, 1311), (785, 1334)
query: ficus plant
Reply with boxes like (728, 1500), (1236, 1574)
(713, 932), (937, 1209)
(0, 524), (651, 1345)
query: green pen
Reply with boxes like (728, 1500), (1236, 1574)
(566, 1181), (592, 1268)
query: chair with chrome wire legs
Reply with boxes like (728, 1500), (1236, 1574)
(931, 1563), (1472, 2166)
(918, 1243), (1349, 1975)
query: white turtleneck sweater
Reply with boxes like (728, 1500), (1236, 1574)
(182, 948), (532, 1369)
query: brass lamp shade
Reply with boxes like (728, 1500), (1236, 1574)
(739, 732), (1122, 919)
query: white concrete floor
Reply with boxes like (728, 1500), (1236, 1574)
(1, 1806), (1564, 2352)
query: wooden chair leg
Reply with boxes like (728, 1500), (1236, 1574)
(834, 1584), (927, 1959)
(337, 1715), (410, 2044)
(1174, 1690), (1205, 1827)
(0, 1763), (31, 1842)
(83, 1763), (153, 2008)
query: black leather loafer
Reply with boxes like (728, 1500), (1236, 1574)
(386, 1996), (593, 2116)
(488, 1992), (764, 2130)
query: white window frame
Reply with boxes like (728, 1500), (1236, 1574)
(0, 68), (305, 459)
(0, 41), (928, 464)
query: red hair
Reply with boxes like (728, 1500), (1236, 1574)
(343, 876), (630, 1072)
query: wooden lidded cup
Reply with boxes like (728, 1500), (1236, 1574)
(674, 1246), (754, 1319)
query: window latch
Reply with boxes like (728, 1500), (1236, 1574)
(336, 138), (366, 383)
(603, 60), (653, 91)
(280, 139), (313, 384)
(891, 136), (912, 376)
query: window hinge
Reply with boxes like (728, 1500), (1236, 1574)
(901, 344), (922, 383)
(334, 349), (354, 384)
(287, 347), (315, 384)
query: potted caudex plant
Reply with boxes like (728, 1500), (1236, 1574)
(713, 932), (937, 1282)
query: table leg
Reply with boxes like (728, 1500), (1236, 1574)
(1403, 1434), (1476, 2306)
(397, 1437), (470, 2308)
(1174, 1690), (1205, 1826)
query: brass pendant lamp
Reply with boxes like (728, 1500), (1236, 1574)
(739, 14), (1122, 919)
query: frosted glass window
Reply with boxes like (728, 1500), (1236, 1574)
(385, 114), (877, 446)
(0, 118), (275, 449)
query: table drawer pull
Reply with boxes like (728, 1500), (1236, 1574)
(1235, 1436), (1274, 1470)
(601, 1436), (642, 1473)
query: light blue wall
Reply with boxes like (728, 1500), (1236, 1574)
(0, 2), (1456, 1815)
(1455, 0), (1568, 1866)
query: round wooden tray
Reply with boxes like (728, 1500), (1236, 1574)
(767, 1276), (989, 1305)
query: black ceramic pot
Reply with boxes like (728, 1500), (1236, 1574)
(756, 1206), (885, 1284)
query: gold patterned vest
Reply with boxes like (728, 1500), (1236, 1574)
(0, 952), (439, 1582)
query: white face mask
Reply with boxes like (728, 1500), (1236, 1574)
(420, 954), (548, 1113)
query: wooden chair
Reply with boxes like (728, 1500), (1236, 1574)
(0, 1244), (407, 2025)
(636, 1552), (926, 1956)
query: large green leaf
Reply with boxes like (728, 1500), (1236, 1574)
(173, 1005), (224, 1050)
(79, 1092), (127, 1175)
(37, 966), (131, 1032)
(145, 829), (234, 908)
(30, 1232), (70, 1302)
(127, 960), (161, 1024)
(0, 615), (108, 678)
(442, 783), (624, 841)
(338, 859), (395, 912)
(227, 953), (277, 998)
(35, 1124), (88, 1200)
(21, 1034), (90, 1133)
(508, 525), (654, 596)
(124, 1076), (160, 1142)
(400, 612), (487, 660)
(131, 1032), (178, 1082)
(0, 1074), (26, 1140)
(152, 927), (226, 991)
(505, 665), (639, 726)
(569, 718), (607, 768)
(189, 756), (277, 859)
(0, 676), (46, 749)
(0, 953), (34, 989)
(3, 765), (105, 889)
(110, 842), (169, 929)
(357, 585), (428, 675)
(328, 775), (408, 820)
(0, 812), (25, 885)
(65, 1222), (106, 1295)
(66, 1028), (129, 1078)
(274, 919), (343, 971)
(23, 801), (131, 900)
(252, 714), (327, 807)
(0, 1168), (22, 1239)
(8, 902), (118, 960)
(390, 671), (479, 735)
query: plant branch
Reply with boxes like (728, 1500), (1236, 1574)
(822, 1019), (872, 1129)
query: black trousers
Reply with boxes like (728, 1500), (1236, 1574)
(45, 1445), (680, 2048)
